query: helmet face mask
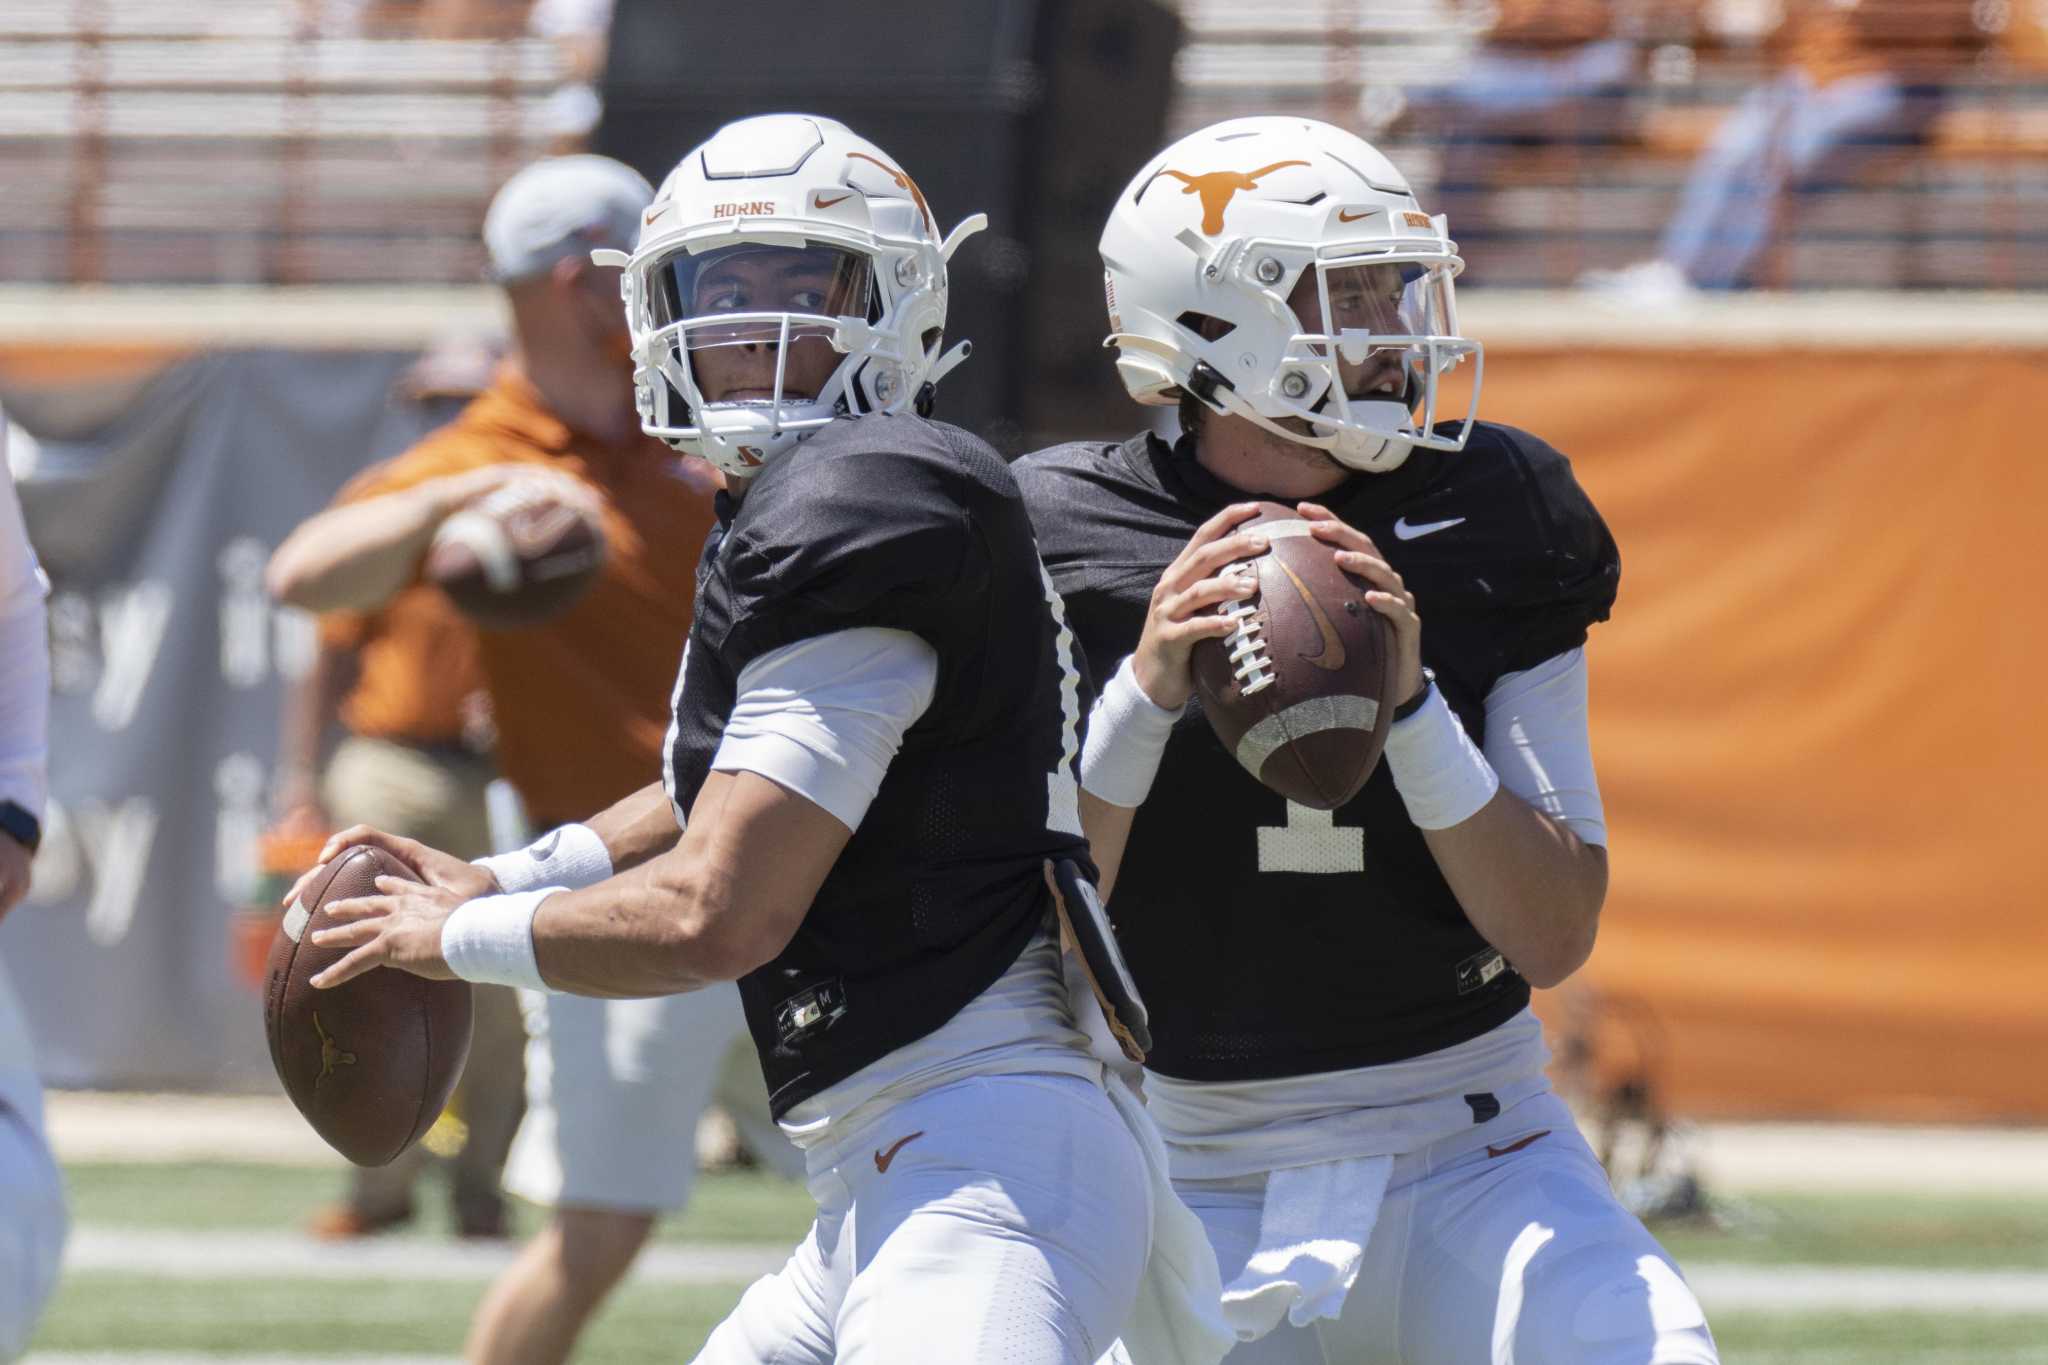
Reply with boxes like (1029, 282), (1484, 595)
(609, 115), (983, 478)
(1101, 118), (1484, 473)
(634, 241), (889, 471)
(1263, 249), (1481, 469)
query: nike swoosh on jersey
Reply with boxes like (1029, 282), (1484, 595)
(1485, 1130), (1551, 1159)
(1392, 515), (1466, 541)
(873, 1130), (925, 1173)
(1273, 558), (1347, 673)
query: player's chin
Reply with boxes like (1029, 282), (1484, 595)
(1274, 432), (1348, 476)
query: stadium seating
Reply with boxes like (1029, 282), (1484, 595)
(0, 0), (2040, 288)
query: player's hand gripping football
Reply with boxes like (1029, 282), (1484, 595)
(1298, 501), (1424, 707)
(306, 873), (467, 988)
(1130, 502), (1271, 710)
(277, 826), (502, 989)
(281, 825), (500, 913)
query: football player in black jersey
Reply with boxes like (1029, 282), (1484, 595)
(297, 114), (1231, 1364)
(1019, 117), (1720, 1364)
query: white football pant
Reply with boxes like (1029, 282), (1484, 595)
(1181, 1092), (1718, 1365)
(505, 984), (799, 1213)
(695, 1072), (1152, 1365)
(0, 956), (66, 1359)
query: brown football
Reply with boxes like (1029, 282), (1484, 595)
(424, 478), (606, 630)
(262, 845), (472, 1167)
(1191, 502), (1398, 810)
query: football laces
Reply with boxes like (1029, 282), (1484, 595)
(1217, 563), (1274, 696)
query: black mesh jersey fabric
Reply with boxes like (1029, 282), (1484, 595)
(668, 414), (1092, 1116)
(1015, 423), (1618, 1081)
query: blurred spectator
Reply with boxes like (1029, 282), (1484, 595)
(1407, 0), (1642, 282)
(319, 0), (536, 39)
(0, 410), (66, 1360)
(289, 597), (526, 1241)
(528, 0), (617, 147)
(264, 155), (786, 1365)
(1588, 0), (1988, 295)
(276, 343), (527, 1243)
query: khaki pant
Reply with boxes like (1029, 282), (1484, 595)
(323, 735), (525, 1230)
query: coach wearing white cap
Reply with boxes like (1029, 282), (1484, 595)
(268, 157), (794, 1365)
(481, 154), (655, 444)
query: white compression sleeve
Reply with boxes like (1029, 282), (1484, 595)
(1079, 654), (1184, 808)
(475, 822), (613, 894)
(710, 627), (939, 832)
(440, 890), (552, 991)
(1383, 682), (1500, 830)
(1481, 648), (1608, 848)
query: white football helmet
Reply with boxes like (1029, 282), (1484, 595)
(1100, 116), (1482, 473)
(595, 114), (985, 478)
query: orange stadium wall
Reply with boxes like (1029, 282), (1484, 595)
(1463, 345), (2048, 1123)
(6, 329), (2046, 1120)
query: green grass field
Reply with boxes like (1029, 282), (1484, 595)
(61, 1161), (816, 1246)
(31, 1163), (2048, 1362)
(1658, 1190), (2048, 1271)
(37, 1280), (2048, 1364)
(36, 1273), (749, 1363)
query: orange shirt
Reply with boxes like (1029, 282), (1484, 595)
(320, 585), (489, 749)
(347, 365), (720, 826)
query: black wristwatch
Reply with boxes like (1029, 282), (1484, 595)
(0, 799), (41, 855)
(1392, 668), (1437, 724)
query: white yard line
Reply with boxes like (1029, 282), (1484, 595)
(1691, 1122), (2048, 1196)
(62, 1227), (2048, 1315)
(1686, 1263), (2048, 1315)
(63, 1227), (786, 1284)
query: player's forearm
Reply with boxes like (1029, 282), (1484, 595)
(1422, 791), (1606, 989)
(582, 780), (683, 872)
(1077, 653), (1186, 904)
(266, 486), (449, 612)
(1079, 790), (1137, 903)
(530, 823), (784, 996)
(528, 860), (737, 997)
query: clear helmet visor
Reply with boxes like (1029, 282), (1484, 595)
(646, 242), (876, 401)
(633, 241), (888, 470)
(1276, 255), (1481, 460)
(1302, 259), (1466, 401)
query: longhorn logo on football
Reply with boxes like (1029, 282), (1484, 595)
(1148, 160), (1310, 234)
(312, 1012), (357, 1086)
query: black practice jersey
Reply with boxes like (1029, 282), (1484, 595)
(1015, 424), (1618, 1081)
(666, 414), (1091, 1118)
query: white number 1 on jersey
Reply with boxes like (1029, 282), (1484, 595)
(1257, 801), (1364, 874)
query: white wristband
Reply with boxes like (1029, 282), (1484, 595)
(1384, 683), (1501, 830)
(474, 822), (613, 895)
(440, 889), (555, 992)
(1081, 655), (1187, 808)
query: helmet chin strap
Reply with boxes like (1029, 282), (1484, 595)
(1105, 332), (1419, 473)
(1210, 383), (1415, 474)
